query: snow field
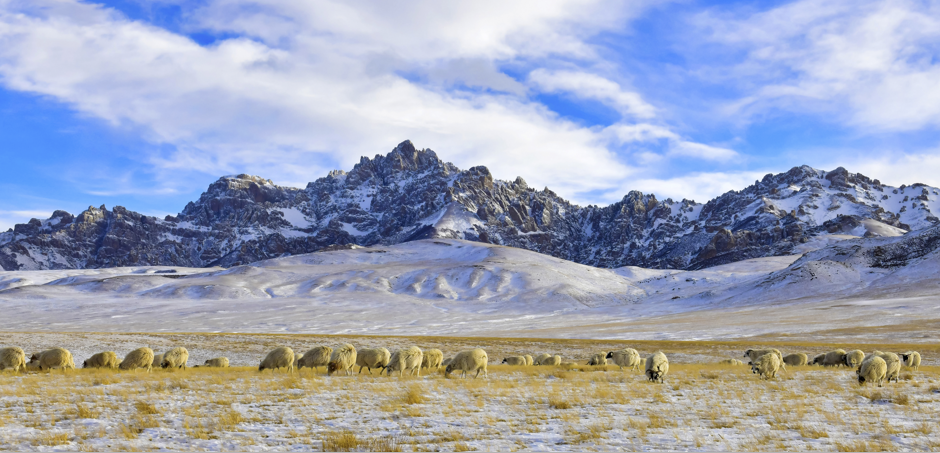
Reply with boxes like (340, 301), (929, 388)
(0, 363), (938, 451)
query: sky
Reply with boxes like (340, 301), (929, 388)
(2, 0), (940, 231)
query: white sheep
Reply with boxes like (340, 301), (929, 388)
(83, 352), (119, 369)
(811, 353), (826, 365)
(385, 346), (423, 377)
(533, 353), (552, 365)
(744, 348), (782, 362)
(750, 353), (781, 379)
(857, 356), (887, 387)
(203, 357), (229, 367)
(422, 349), (444, 371)
(870, 351), (901, 383)
(524, 355), (534, 366)
(29, 348), (76, 371)
(161, 347), (189, 370)
(297, 346), (333, 372)
(327, 344), (357, 376)
(119, 347), (154, 372)
(812, 349), (847, 367)
(445, 348), (488, 379)
(607, 349), (641, 371)
(587, 353), (607, 366)
(782, 353), (808, 367)
(901, 351), (921, 371)
(645, 352), (669, 383)
(356, 347), (391, 374)
(0, 347), (26, 372)
(501, 356), (527, 366)
(546, 355), (562, 366)
(842, 350), (865, 368)
(720, 358), (744, 366)
(259, 346), (295, 373)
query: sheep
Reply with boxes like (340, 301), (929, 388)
(119, 347), (154, 372)
(502, 356), (527, 366)
(744, 348), (787, 373)
(445, 348), (488, 379)
(327, 344), (357, 376)
(0, 347), (26, 372)
(782, 353), (808, 367)
(607, 348), (641, 371)
(442, 357), (454, 367)
(811, 349), (847, 367)
(900, 351), (921, 371)
(587, 353), (608, 366)
(811, 353), (826, 366)
(385, 346), (423, 377)
(645, 352), (669, 383)
(203, 357), (229, 367)
(719, 358), (744, 366)
(422, 348), (444, 371)
(750, 353), (781, 379)
(161, 347), (189, 370)
(356, 347), (391, 374)
(523, 355), (534, 366)
(83, 352), (119, 369)
(870, 351), (901, 383)
(841, 350), (865, 368)
(857, 356), (887, 387)
(297, 346), (333, 372)
(151, 354), (164, 369)
(28, 348), (76, 371)
(545, 355), (562, 366)
(533, 353), (552, 365)
(259, 347), (295, 373)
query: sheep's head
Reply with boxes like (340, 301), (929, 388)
(258, 361), (266, 372)
(82, 360), (88, 368)
(444, 363), (455, 377)
(900, 353), (910, 362)
(501, 358), (508, 364)
(743, 349), (752, 358)
(858, 374), (866, 384)
(605, 351), (614, 359)
(161, 360), (170, 369)
(327, 362), (340, 375)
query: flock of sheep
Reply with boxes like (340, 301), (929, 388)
(0, 344), (922, 387)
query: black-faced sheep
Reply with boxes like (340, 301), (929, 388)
(607, 348), (641, 371)
(203, 357), (229, 368)
(841, 350), (865, 368)
(858, 356), (887, 387)
(29, 348), (76, 371)
(83, 351), (119, 369)
(900, 351), (921, 371)
(161, 347), (189, 370)
(782, 353), (808, 367)
(502, 356), (527, 366)
(751, 353), (781, 379)
(297, 346), (333, 372)
(356, 347), (391, 374)
(119, 347), (155, 372)
(327, 344), (357, 376)
(259, 346), (295, 373)
(422, 348), (444, 371)
(385, 346), (423, 377)
(0, 347), (26, 372)
(645, 352), (669, 383)
(445, 348), (488, 379)
(811, 353), (826, 366)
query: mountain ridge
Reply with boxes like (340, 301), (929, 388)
(2, 140), (938, 271)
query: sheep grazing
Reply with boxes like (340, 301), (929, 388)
(587, 353), (608, 366)
(356, 347), (391, 374)
(811, 353), (826, 365)
(719, 358), (744, 366)
(0, 347), (26, 372)
(83, 352), (119, 369)
(607, 348), (641, 371)
(442, 358), (454, 367)
(751, 353), (782, 380)
(870, 351), (901, 383)
(445, 348), (488, 379)
(842, 350), (865, 368)
(422, 349), (444, 371)
(297, 346), (333, 372)
(743, 348), (782, 362)
(203, 357), (229, 368)
(523, 355), (534, 366)
(259, 347), (295, 373)
(386, 346), (423, 377)
(645, 352), (669, 383)
(161, 347), (190, 370)
(901, 351), (921, 371)
(546, 355), (562, 366)
(151, 354), (164, 369)
(857, 356), (887, 387)
(327, 344), (357, 376)
(811, 349), (847, 367)
(782, 353), (808, 367)
(533, 353), (552, 365)
(502, 356), (527, 366)
(29, 348), (76, 371)
(119, 347), (155, 372)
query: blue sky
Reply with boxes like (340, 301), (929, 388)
(2, 0), (940, 230)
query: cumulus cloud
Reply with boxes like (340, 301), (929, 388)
(528, 69), (657, 118)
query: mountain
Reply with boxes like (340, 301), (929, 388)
(1, 140), (938, 271)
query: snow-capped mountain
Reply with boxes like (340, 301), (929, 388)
(2, 140), (938, 271)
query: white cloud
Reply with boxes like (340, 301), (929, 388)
(833, 150), (940, 189)
(696, 0), (940, 131)
(622, 171), (768, 204)
(669, 141), (737, 161)
(528, 69), (657, 118)
(0, 210), (51, 232)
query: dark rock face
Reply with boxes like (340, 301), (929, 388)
(2, 140), (939, 271)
